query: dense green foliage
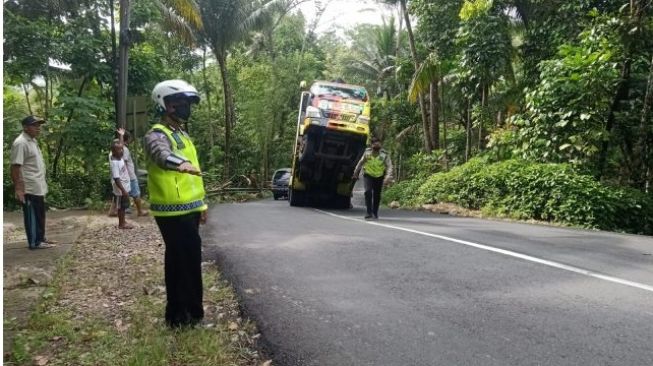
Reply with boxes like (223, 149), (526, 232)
(387, 158), (652, 234)
(3, 0), (652, 233)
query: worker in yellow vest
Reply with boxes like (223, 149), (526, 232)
(353, 136), (394, 220)
(143, 79), (207, 328)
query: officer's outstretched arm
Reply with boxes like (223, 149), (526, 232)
(145, 131), (199, 174)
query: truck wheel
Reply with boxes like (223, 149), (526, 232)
(334, 195), (351, 209)
(299, 136), (314, 162)
(289, 189), (305, 207)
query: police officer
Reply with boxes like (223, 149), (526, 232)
(353, 136), (393, 220)
(144, 79), (207, 328)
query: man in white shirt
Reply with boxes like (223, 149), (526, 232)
(10, 115), (57, 249)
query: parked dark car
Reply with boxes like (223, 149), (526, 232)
(272, 168), (291, 200)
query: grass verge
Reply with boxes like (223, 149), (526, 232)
(5, 217), (265, 366)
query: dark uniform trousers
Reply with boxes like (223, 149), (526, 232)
(363, 174), (384, 216)
(154, 211), (204, 327)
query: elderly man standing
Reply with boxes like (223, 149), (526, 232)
(10, 115), (56, 249)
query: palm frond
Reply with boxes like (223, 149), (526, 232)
(161, 0), (204, 30)
(396, 124), (419, 141)
(156, 1), (198, 46)
(408, 52), (440, 103)
(238, 0), (287, 35)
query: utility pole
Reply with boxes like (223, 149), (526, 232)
(117, 0), (130, 128)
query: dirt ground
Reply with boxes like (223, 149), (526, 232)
(3, 209), (265, 366)
(2, 210), (142, 353)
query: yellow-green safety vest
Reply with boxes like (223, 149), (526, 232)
(364, 153), (387, 178)
(147, 123), (207, 217)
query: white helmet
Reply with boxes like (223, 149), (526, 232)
(151, 79), (200, 113)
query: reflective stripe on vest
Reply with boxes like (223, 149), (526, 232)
(147, 123), (207, 217)
(364, 153), (386, 178)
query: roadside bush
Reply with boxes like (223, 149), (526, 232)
(49, 171), (111, 209)
(383, 175), (428, 207)
(416, 157), (489, 207)
(412, 159), (652, 234)
(4, 171), (111, 211)
(403, 150), (445, 179)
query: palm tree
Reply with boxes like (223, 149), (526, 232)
(408, 52), (440, 150)
(344, 16), (402, 99)
(378, 0), (432, 152)
(196, 0), (285, 177)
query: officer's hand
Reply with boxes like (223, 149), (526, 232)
(178, 162), (201, 175)
(200, 210), (208, 225)
(15, 190), (25, 204)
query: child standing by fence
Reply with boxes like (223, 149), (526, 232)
(110, 140), (133, 229)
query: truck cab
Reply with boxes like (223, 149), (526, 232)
(289, 80), (371, 208)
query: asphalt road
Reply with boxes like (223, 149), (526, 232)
(203, 199), (653, 366)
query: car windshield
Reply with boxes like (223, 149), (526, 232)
(310, 84), (367, 101)
(273, 171), (290, 180)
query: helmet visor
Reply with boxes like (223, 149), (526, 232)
(164, 92), (200, 105)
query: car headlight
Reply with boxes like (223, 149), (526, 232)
(306, 106), (322, 118)
(356, 115), (370, 124)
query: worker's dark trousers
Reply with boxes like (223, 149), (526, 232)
(155, 212), (204, 327)
(23, 194), (46, 248)
(363, 174), (384, 217)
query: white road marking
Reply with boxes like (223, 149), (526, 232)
(316, 209), (653, 294)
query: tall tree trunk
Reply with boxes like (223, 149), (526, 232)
(478, 84), (487, 151)
(394, 3), (403, 93)
(419, 95), (432, 152)
(395, 2), (403, 60)
(465, 99), (471, 162)
(202, 47), (214, 151)
(597, 58), (632, 180)
(110, 0), (118, 120)
(51, 77), (88, 179)
(117, 0), (130, 129)
(216, 51), (234, 178)
(441, 77), (448, 170)
(597, 0), (644, 180)
(44, 8), (52, 119)
(401, 0), (432, 152)
(44, 72), (49, 119)
(429, 81), (440, 149)
(22, 84), (33, 115)
(636, 54), (653, 190)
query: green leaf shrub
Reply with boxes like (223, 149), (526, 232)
(383, 176), (428, 207)
(408, 159), (651, 234)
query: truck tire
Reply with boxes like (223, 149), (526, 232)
(289, 188), (305, 207)
(334, 195), (351, 209)
(299, 135), (314, 162)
